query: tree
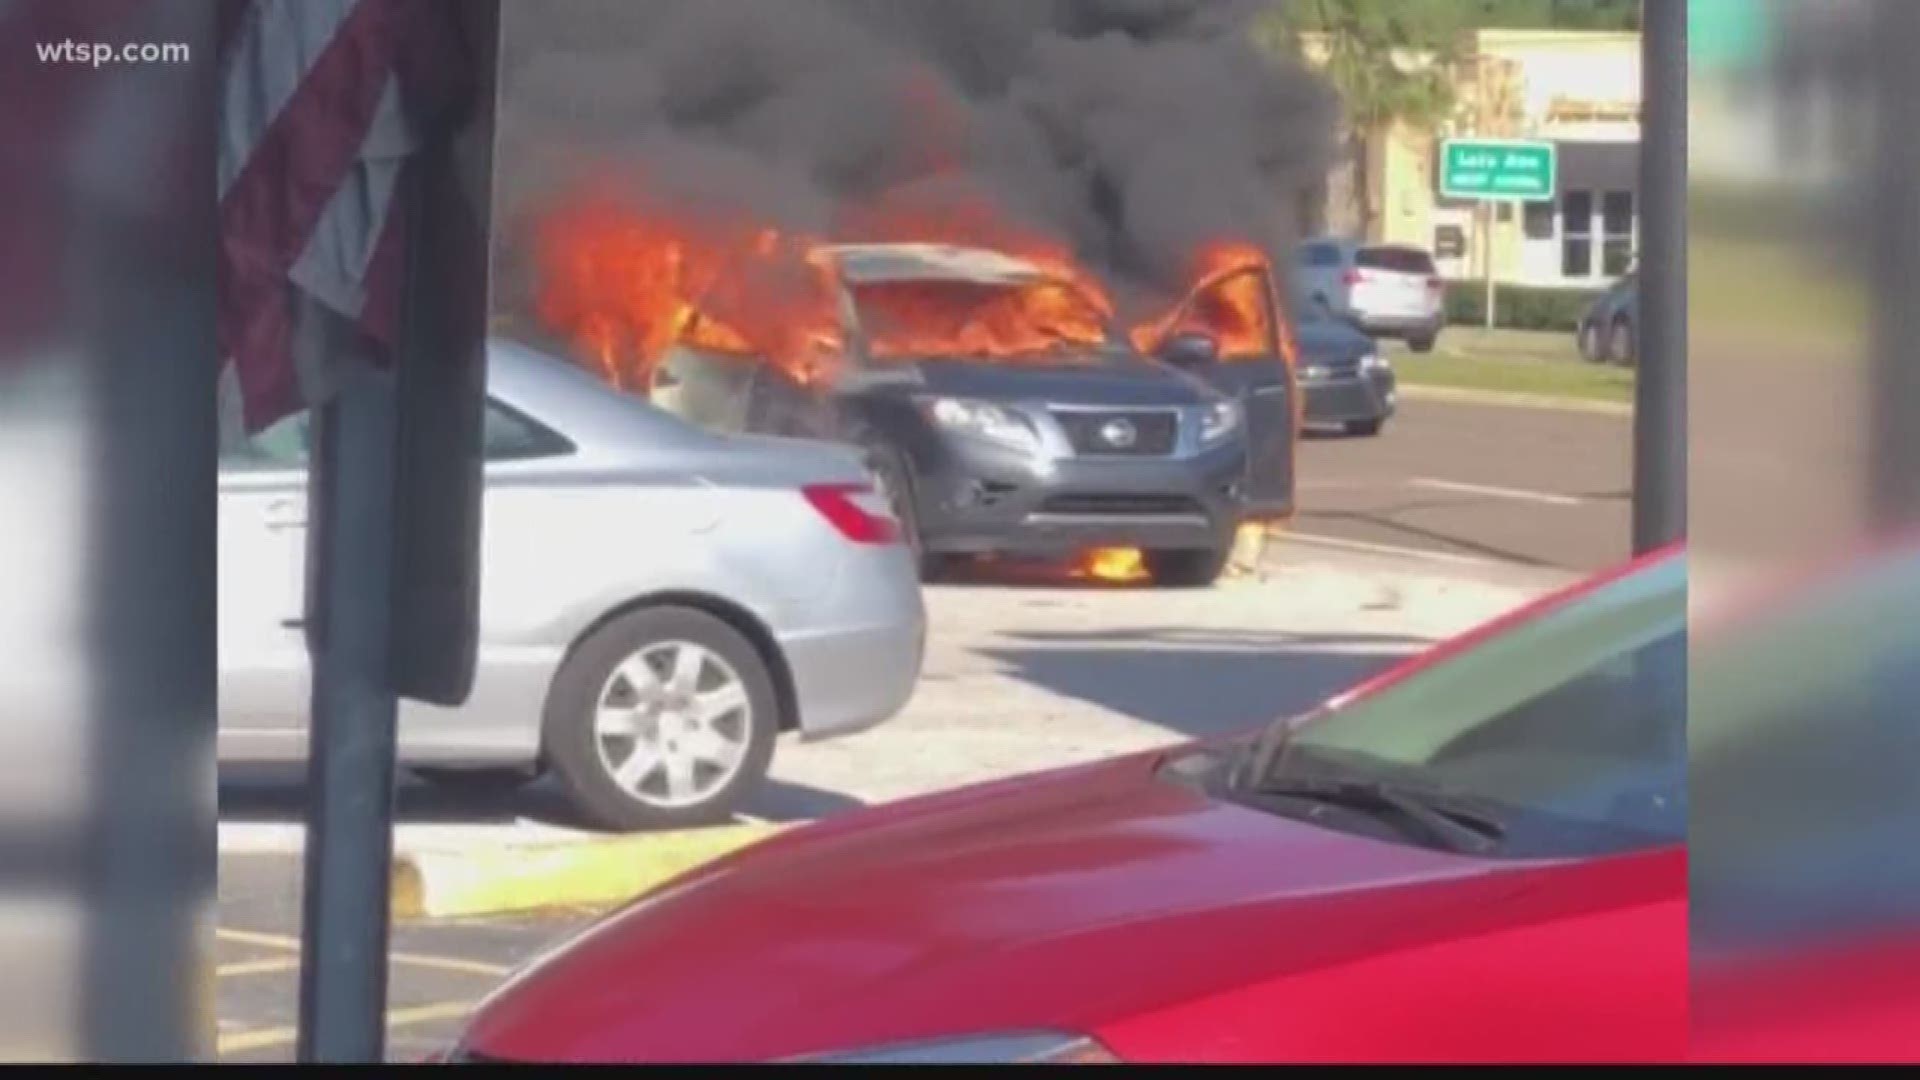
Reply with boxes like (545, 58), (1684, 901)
(1256, 1), (1462, 240)
(1256, 0), (1638, 238)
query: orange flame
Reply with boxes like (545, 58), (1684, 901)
(531, 193), (842, 390)
(1081, 546), (1148, 583)
(529, 182), (1295, 416)
(1129, 241), (1296, 368)
(852, 276), (1111, 361)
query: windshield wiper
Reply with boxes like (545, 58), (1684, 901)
(1244, 774), (1506, 855)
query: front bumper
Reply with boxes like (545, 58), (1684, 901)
(1303, 370), (1397, 424)
(910, 434), (1247, 556)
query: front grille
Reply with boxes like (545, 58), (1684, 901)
(1040, 493), (1203, 516)
(1050, 409), (1178, 456)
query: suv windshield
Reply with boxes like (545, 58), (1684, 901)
(1242, 559), (1687, 857)
(849, 277), (1121, 362)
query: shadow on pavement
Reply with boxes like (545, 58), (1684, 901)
(218, 765), (862, 831)
(982, 628), (1427, 742)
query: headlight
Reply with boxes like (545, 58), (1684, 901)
(918, 396), (1040, 452)
(1359, 352), (1390, 372)
(1199, 398), (1243, 445)
(791, 1031), (1118, 1063)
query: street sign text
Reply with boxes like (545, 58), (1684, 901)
(1440, 139), (1557, 201)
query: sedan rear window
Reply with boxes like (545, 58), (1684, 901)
(1356, 246), (1437, 275)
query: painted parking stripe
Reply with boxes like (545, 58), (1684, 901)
(217, 1001), (476, 1056)
(1409, 477), (1584, 507)
(217, 927), (510, 977)
(216, 957), (302, 978)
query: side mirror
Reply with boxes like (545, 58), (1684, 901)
(1157, 330), (1221, 370)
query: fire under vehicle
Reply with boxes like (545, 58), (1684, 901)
(644, 242), (1299, 588)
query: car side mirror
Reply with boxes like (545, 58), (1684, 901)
(1157, 330), (1220, 370)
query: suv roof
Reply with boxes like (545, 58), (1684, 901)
(821, 243), (1051, 286)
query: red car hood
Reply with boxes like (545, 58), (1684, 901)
(460, 749), (1536, 1062)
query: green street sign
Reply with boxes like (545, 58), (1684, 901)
(1439, 138), (1557, 201)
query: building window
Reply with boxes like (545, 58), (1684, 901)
(1561, 190), (1594, 278)
(1602, 191), (1635, 277)
(1523, 200), (1556, 241)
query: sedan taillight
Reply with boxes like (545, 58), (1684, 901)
(803, 483), (901, 545)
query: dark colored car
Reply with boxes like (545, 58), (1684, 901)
(1577, 267), (1637, 366)
(654, 243), (1297, 588)
(442, 546), (1687, 1064)
(1293, 292), (1398, 436)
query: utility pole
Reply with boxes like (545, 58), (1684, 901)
(1480, 53), (1497, 329)
(1869, 0), (1920, 526)
(1633, 0), (1687, 553)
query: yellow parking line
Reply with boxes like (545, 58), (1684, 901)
(388, 952), (510, 978)
(217, 958), (303, 978)
(216, 1001), (476, 1056)
(216, 927), (509, 977)
(392, 822), (787, 920)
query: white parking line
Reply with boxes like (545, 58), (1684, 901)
(1285, 532), (1500, 567)
(1409, 477), (1584, 507)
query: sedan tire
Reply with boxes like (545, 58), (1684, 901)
(1343, 417), (1384, 437)
(543, 606), (778, 832)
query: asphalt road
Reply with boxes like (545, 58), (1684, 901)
(1294, 397), (1632, 572)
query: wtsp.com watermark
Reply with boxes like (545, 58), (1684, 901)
(37, 40), (191, 67)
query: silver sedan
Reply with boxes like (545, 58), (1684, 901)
(217, 339), (927, 830)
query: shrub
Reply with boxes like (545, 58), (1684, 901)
(1444, 282), (1605, 332)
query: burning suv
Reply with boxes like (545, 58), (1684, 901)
(648, 243), (1298, 587)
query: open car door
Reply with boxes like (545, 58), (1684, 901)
(1140, 261), (1299, 522)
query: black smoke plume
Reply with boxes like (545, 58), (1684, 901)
(496, 0), (1336, 315)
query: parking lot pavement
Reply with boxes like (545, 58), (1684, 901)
(216, 853), (596, 1062)
(215, 541), (1575, 1058)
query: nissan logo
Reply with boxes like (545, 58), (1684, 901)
(1099, 418), (1138, 448)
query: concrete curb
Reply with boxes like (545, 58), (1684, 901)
(1396, 382), (1632, 417)
(390, 821), (789, 921)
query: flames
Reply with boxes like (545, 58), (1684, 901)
(852, 277), (1111, 361)
(531, 194), (844, 391)
(1080, 547), (1148, 583)
(1127, 241), (1295, 367)
(529, 175), (1291, 393)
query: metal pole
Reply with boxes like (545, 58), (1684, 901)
(1633, 0), (1687, 553)
(1869, 0), (1920, 525)
(1483, 201), (1498, 329)
(295, 346), (402, 1063)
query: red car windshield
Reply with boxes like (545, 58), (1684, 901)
(1244, 551), (1687, 854)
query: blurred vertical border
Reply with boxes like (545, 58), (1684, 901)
(0, 0), (217, 1061)
(1691, 0), (1920, 1062)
